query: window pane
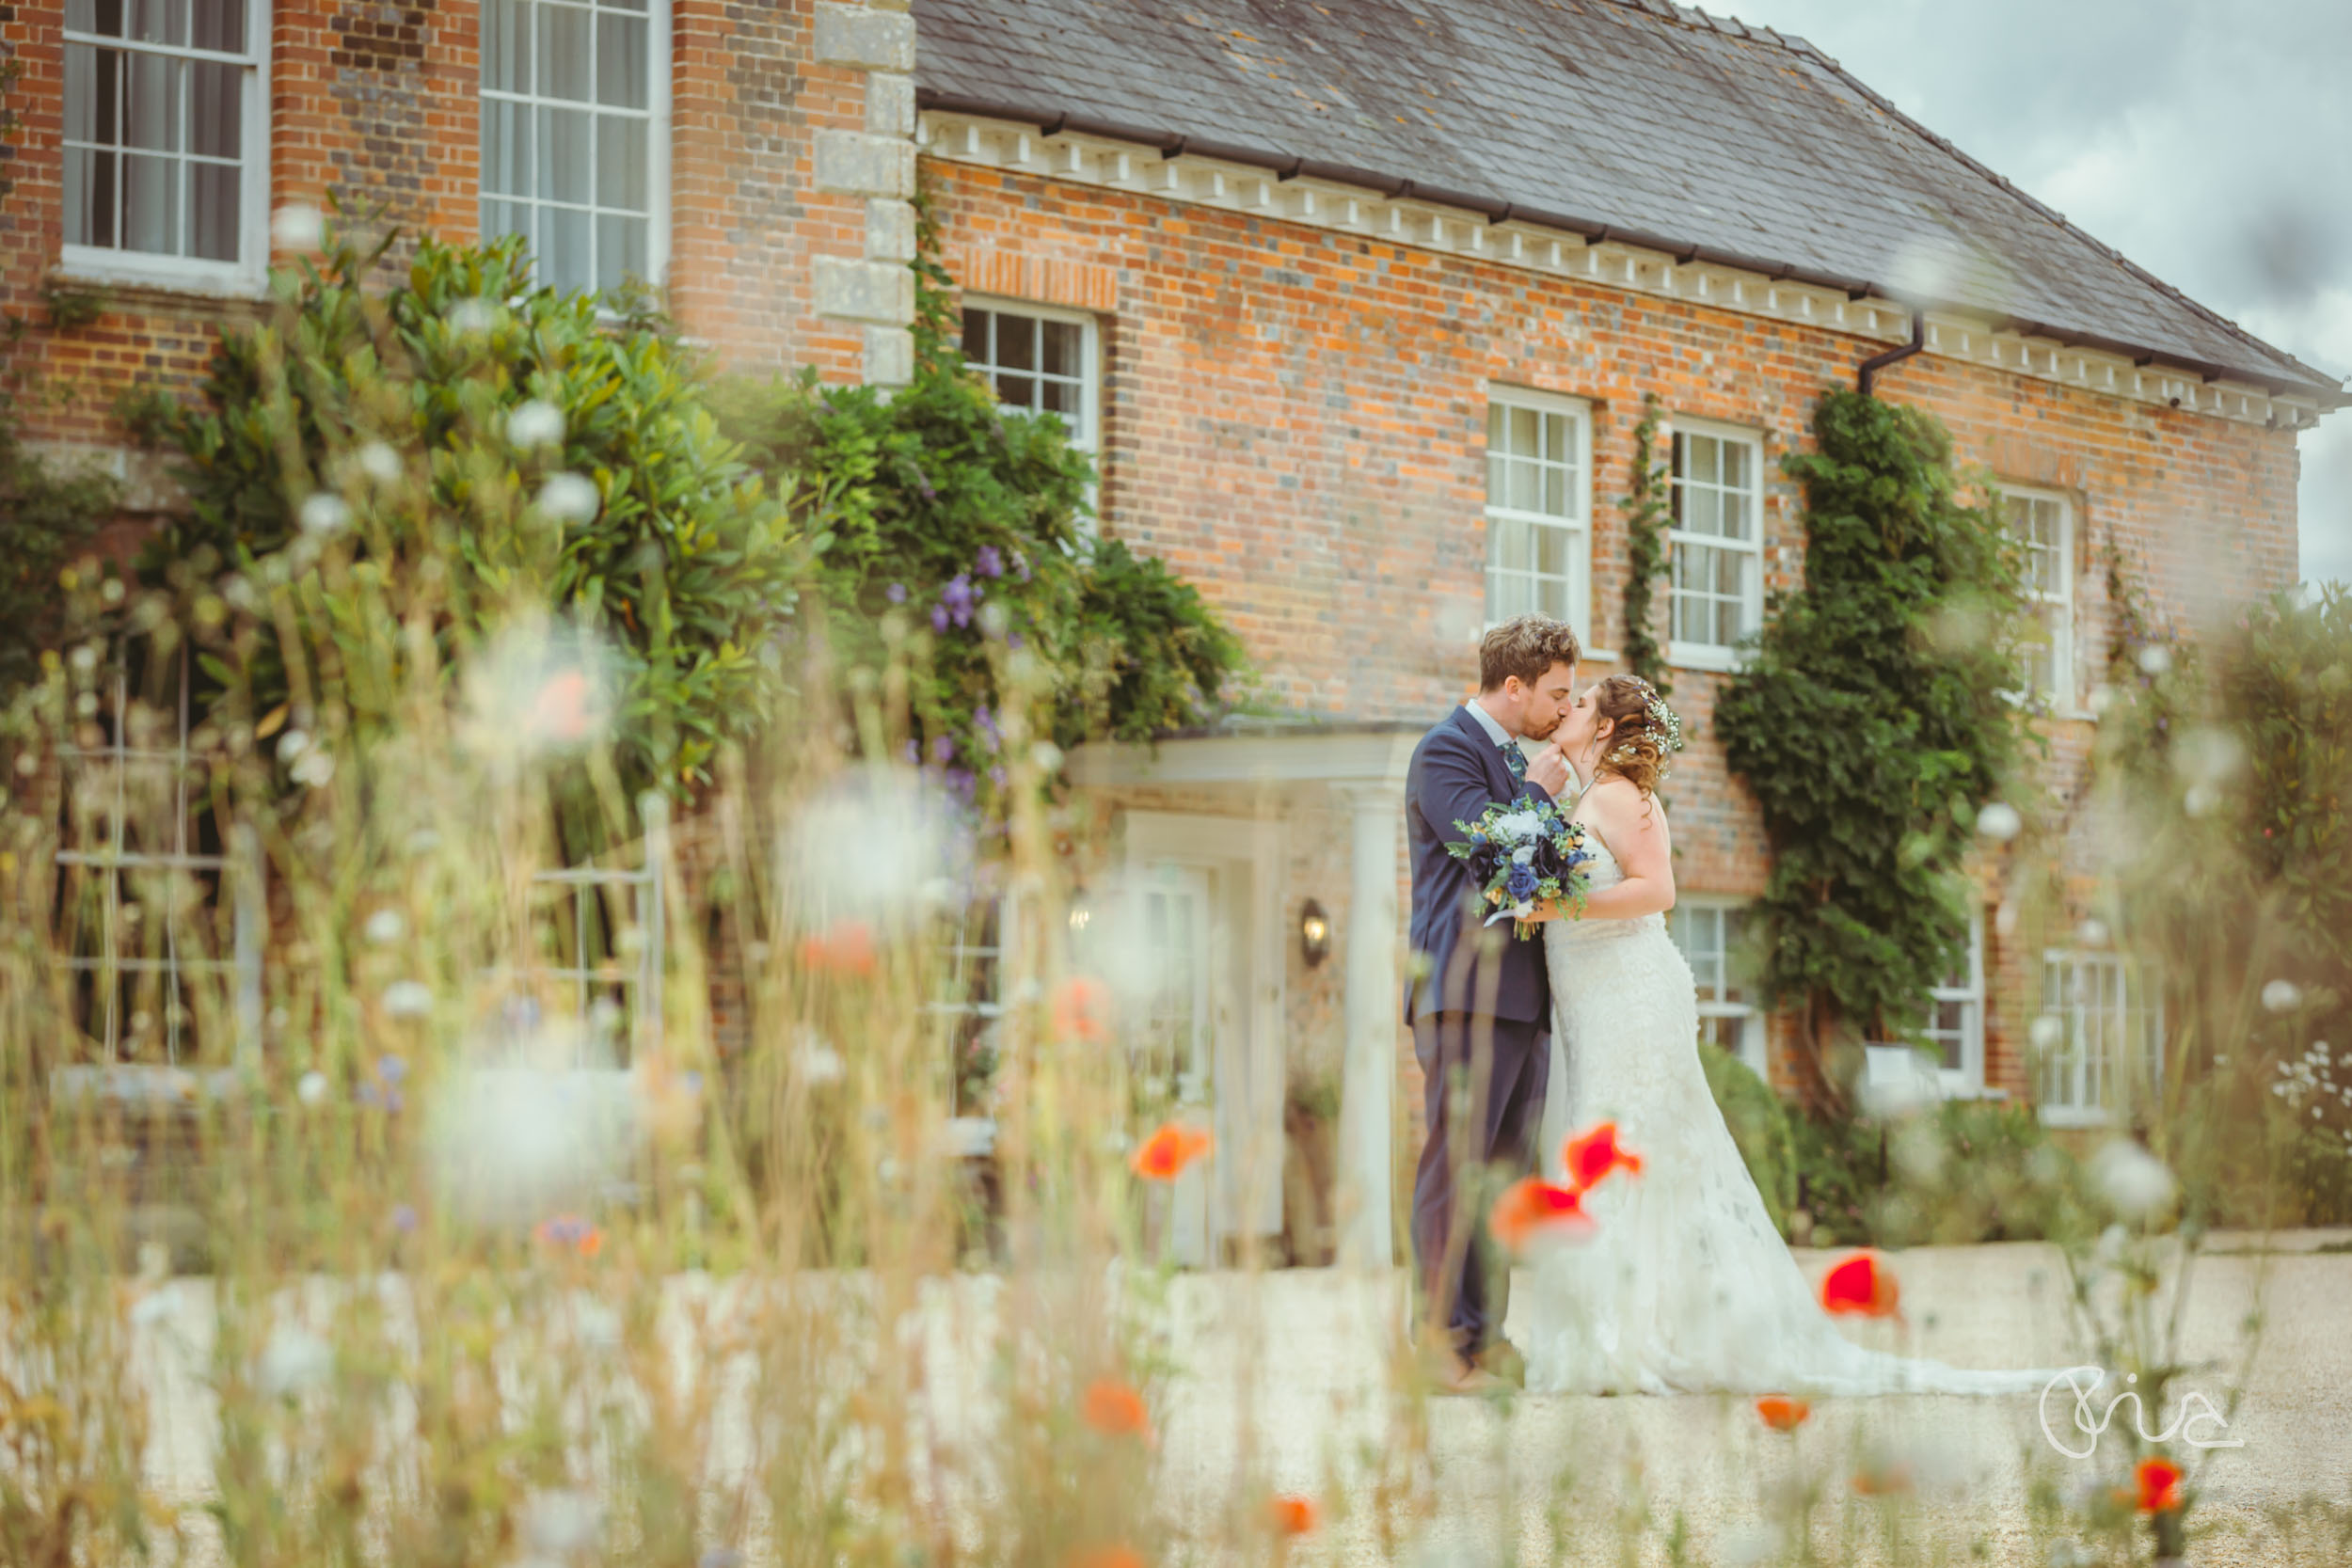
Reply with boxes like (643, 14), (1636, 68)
(189, 0), (242, 52)
(1714, 594), (1743, 647)
(124, 53), (179, 151)
(1507, 456), (1536, 514)
(961, 308), (991, 362)
(1487, 403), (1507, 461)
(188, 159), (238, 260)
(1720, 484), (1751, 543)
(1685, 485), (1721, 537)
(1491, 515), (1527, 575)
(1688, 434), (1720, 486)
(485, 0), (532, 93)
(540, 0), (593, 102)
(188, 59), (239, 159)
(538, 205), (592, 292)
(1041, 378), (1075, 418)
(1540, 412), (1565, 465)
(1507, 404), (1536, 461)
(482, 198), (531, 248)
(1721, 439), (1748, 490)
(596, 115), (646, 209)
(483, 99), (529, 196)
(1535, 575), (1567, 619)
(536, 105), (592, 202)
(65, 148), (118, 246)
(997, 316), (1036, 372)
(67, 0), (117, 36)
(1041, 319), (1082, 378)
(993, 372), (1037, 410)
(121, 150), (178, 254)
(129, 0), (185, 46)
(595, 212), (644, 290)
(596, 12), (647, 107)
(66, 45), (111, 144)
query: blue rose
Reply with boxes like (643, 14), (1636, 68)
(1507, 863), (1539, 901)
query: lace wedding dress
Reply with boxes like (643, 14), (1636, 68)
(1521, 831), (2056, 1397)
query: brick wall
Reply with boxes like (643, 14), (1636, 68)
(922, 156), (2303, 1117)
(0, 0), (878, 460)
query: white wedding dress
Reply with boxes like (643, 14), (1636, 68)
(1520, 829), (2055, 1397)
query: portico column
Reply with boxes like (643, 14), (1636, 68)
(1336, 784), (1401, 1269)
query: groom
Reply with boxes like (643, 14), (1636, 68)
(1404, 613), (1580, 1393)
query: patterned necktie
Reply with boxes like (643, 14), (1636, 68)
(1502, 738), (1527, 781)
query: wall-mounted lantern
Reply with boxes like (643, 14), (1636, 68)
(1299, 898), (1331, 968)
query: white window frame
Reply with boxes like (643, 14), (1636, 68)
(1671, 897), (1764, 1080)
(479, 0), (674, 295)
(957, 296), (1103, 456)
(1665, 416), (1767, 672)
(1923, 908), (1987, 1098)
(2036, 949), (2165, 1127)
(1483, 384), (1593, 648)
(59, 0), (272, 295)
(2001, 485), (2075, 710)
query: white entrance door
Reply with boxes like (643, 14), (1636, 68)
(1135, 863), (1217, 1263)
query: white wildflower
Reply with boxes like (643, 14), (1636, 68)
(270, 204), (325, 251)
(2090, 1140), (2176, 1219)
(257, 1323), (333, 1397)
(1976, 801), (2024, 842)
(290, 747), (335, 787)
(296, 1069), (329, 1106)
(298, 493), (352, 535)
(507, 400), (565, 451)
(277, 730), (310, 763)
(364, 909), (406, 944)
(448, 297), (499, 336)
(2262, 979), (2303, 1014)
(535, 472), (601, 524)
(520, 1489), (600, 1555)
(357, 442), (403, 484)
(382, 980), (434, 1019)
(2137, 644), (2173, 675)
(2029, 1015), (2066, 1051)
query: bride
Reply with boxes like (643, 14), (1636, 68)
(1517, 674), (2053, 1396)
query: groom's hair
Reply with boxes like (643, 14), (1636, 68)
(1478, 615), (1581, 692)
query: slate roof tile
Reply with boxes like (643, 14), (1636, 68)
(913, 0), (2341, 399)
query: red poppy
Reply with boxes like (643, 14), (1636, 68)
(1819, 1250), (1901, 1318)
(1487, 1177), (1596, 1254)
(2135, 1455), (2184, 1513)
(1561, 1121), (1644, 1191)
(1755, 1395), (1810, 1432)
(1052, 975), (1115, 1042)
(1081, 1377), (1152, 1437)
(1265, 1495), (1317, 1536)
(1066, 1548), (1145, 1568)
(1130, 1123), (1214, 1181)
(798, 920), (878, 977)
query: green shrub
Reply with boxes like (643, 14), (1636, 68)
(1791, 1098), (2092, 1248)
(1716, 389), (2031, 1110)
(1698, 1039), (1795, 1237)
(139, 226), (804, 802)
(0, 412), (119, 698)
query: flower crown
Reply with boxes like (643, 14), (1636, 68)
(1606, 679), (1685, 778)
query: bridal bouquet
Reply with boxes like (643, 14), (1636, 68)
(1446, 799), (1595, 939)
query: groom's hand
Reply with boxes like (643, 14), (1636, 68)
(1523, 744), (1570, 800)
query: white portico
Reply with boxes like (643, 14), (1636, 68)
(1068, 723), (1422, 1268)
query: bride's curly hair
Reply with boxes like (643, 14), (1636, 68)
(1590, 675), (1682, 797)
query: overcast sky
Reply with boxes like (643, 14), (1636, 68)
(1723, 0), (2352, 589)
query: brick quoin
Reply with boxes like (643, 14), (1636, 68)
(920, 158), (2303, 1133)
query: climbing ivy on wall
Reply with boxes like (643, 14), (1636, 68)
(1617, 392), (1673, 693)
(1715, 388), (2030, 1113)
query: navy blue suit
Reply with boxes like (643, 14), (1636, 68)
(1404, 705), (1557, 1363)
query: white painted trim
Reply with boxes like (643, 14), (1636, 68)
(1999, 483), (2076, 711)
(1664, 416), (1766, 670)
(57, 0), (272, 294)
(957, 293), (1103, 455)
(1485, 383), (1594, 647)
(917, 111), (2328, 432)
(1069, 727), (1419, 789)
(1926, 907), (1986, 1098)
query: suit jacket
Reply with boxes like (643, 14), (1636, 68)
(1403, 705), (1557, 1025)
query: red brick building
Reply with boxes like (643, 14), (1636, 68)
(3, 0), (2339, 1263)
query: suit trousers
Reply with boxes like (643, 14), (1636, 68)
(1409, 1009), (1549, 1363)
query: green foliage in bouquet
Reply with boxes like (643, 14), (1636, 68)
(1716, 389), (2031, 1111)
(136, 225), (804, 801)
(715, 199), (1244, 798)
